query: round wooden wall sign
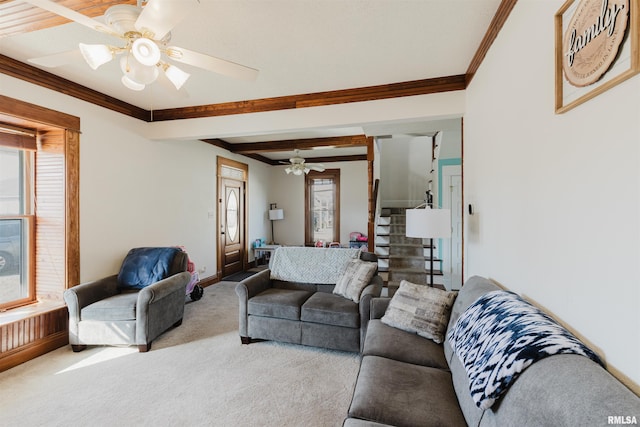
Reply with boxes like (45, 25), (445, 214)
(563, 0), (630, 87)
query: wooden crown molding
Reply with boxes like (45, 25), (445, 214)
(466, 0), (518, 85)
(0, 54), (150, 121)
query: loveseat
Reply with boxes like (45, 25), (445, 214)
(344, 276), (640, 426)
(235, 247), (383, 352)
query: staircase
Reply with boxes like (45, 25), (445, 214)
(375, 207), (442, 296)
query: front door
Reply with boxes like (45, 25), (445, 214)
(218, 158), (247, 278)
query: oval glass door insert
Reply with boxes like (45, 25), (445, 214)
(226, 190), (239, 242)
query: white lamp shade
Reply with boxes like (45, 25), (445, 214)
(121, 75), (145, 91)
(79, 43), (113, 70)
(406, 208), (451, 238)
(269, 209), (284, 220)
(164, 64), (190, 90)
(120, 56), (159, 85)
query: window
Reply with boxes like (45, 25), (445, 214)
(305, 169), (340, 245)
(0, 146), (35, 309)
(0, 97), (79, 312)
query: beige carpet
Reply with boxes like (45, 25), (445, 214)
(0, 281), (361, 427)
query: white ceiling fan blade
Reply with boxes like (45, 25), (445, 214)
(166, 46), (259, 81)
(309, 164), (326, 172)
(135, 0), (199, 41)
(22, 0), (118, 37)
(28, 49), (82, 68)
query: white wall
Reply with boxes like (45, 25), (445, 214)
(0, 74), (272, 281)
(269, 161), (369, 246)
(464, 0), (640, 390)
(379, 136), (431, 208)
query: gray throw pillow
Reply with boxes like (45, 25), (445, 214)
(333, 259), (377, 302)
(381, 280), (457, 344)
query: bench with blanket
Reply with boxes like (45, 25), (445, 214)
(235, 247), (383, 352)
(345, 276), (640, 426)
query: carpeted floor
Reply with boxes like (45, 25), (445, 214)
(0, 280), (361, 427)
(222, 270), (261, 282)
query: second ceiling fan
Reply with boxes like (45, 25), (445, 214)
(281, 150), (325, 175)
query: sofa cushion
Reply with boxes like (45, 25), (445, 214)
(301, 292), (359, 328)
(348, 355), (466, 427)
(333, 259), (377, 302)
(248, 289), (313, 320)
(381, 280), (457, 344)
(81, 291), (138, 321)
(363, 320), (448, 370)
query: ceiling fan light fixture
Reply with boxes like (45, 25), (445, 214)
(121, 75), (145, 91)
(120, 56), (159, 85)
(164, 63), (190, 90)
(79, 43), (113, 70)
(131, 38), (161, 66)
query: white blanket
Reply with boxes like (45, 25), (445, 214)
(270, 247), (360, 284)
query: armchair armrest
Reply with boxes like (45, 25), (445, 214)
(63, 274), (120, 321)
(137, 271), (191, 306)
(136, 271), (191, 347)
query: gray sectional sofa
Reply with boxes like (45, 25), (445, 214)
(235, 250), (383, 352)
(345, 276), (640, 426)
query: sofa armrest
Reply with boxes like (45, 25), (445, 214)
(358, 275), (383, 352)
(235, 269), (272, 300)
(235, 269), (273, 338)
(370, 297), (392, 319)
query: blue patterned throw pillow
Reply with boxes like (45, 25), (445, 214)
(447, 290), (603, 410)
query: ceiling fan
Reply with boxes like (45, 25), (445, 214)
(24, 0), (259, 91)
(281, 150), (325, 175)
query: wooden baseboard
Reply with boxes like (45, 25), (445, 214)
(198, 275), (219, 288)
(0, 331), (68, 373)
(0, 305), (69, 373)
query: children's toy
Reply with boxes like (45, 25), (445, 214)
(186, 271), (203, 301)
(176, 246), (204, 301)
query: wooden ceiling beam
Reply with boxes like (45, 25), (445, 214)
(200, 138), (276, 165)
(226, 135), (369, 154)
(151, 76), (466, 121)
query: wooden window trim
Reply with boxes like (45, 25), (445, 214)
(0, 95), (80, 303)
